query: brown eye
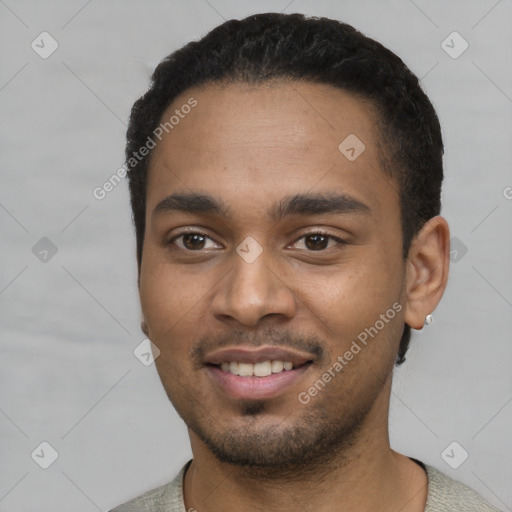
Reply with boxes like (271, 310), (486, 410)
(290, 232), (346, 252)
(305, 234), (329, 250)
(182, 233), (207, 250)
(170, 232), (220, 251)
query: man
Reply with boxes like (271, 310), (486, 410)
(111, 12), (501, 512)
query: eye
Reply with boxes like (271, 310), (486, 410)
(169, 232), (220, 251)
(291, 232), (346, 251)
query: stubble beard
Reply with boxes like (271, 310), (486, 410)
(172, 390), (374, 482)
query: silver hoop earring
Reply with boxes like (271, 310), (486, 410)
(424, 314), (433, 326)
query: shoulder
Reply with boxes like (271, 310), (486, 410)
(108, 460), (190, 512)
(109, 481), (173, 512)
(424, 463), (503, 512)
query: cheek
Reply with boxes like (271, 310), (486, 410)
(298, 248), (404, 350)
(139, 252), (216, 344)
(139, 260), (204, 389)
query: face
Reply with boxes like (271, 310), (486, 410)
(139, 81), (408, 472)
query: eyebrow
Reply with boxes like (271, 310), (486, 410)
(153, 192), (371, 220)
(272, 193), (371, 219)
(153, 193), (230, 217)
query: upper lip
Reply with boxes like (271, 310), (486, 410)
(203, 346), (315, 367)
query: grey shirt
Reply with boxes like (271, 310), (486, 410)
(110, 459), (502, 511)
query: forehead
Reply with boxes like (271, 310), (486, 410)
(146, 81), (398, 221)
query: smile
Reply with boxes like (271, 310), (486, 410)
(220, 360), (294, 377)
(206, 360), (313, 400)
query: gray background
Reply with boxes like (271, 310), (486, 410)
(1, 0), (511, 510)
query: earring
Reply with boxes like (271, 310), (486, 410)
(141, 321), (149, 336)
(424, 314), (433, 326)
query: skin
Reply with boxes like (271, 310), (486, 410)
(138, 81), (450, 512)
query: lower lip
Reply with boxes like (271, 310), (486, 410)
(206, 364), (312, 400)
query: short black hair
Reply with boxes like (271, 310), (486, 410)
(125, 12), (444, 365)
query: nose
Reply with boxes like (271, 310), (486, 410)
(211, 246), (297, 327)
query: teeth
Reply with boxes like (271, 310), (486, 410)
(229, 361), (238, 375)
(271, 360), (284, 373)
(219, 360), (295, 377)
(254, 361), (272, 377)
(238, 363), (253, 377)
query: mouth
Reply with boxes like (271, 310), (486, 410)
(211, 359), (309, 377)
(203, 346), (315, 400)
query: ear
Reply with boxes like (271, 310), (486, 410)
(404, 216), (450, 330)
